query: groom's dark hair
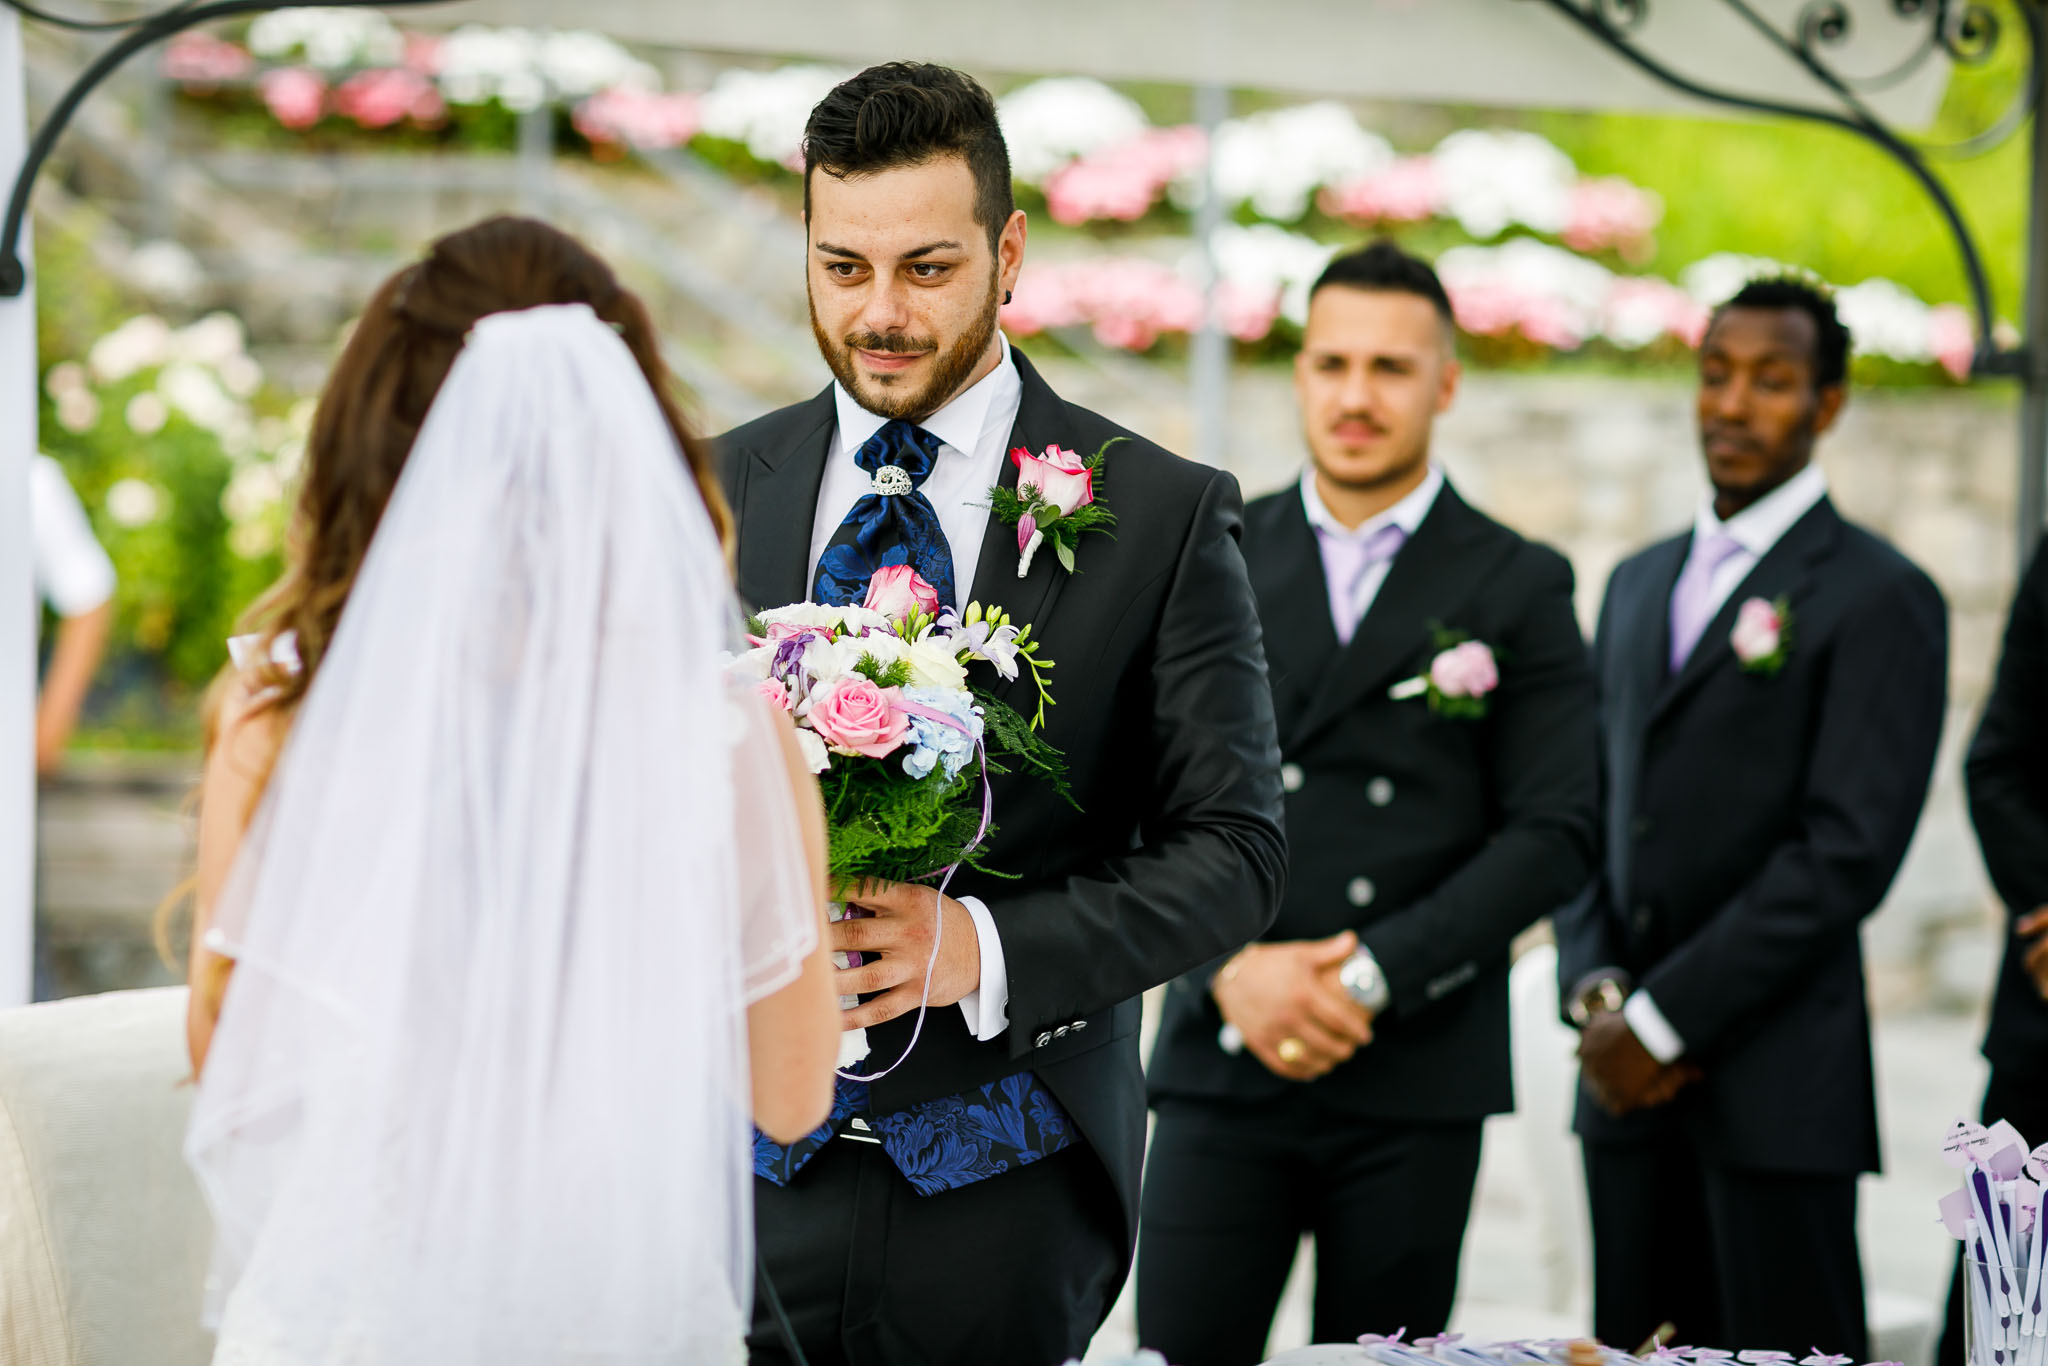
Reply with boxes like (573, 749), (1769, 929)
(1310, 239), (1456, 332)
(802, 62), (1014, 252)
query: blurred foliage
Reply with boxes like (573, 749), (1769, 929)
(33, 223), (296, 748)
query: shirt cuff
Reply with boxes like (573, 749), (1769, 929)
(1624, 990), (1686, 1065)
(955, 895), (1009, 1042)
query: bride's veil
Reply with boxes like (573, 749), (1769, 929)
(185, 303), (816, 1363)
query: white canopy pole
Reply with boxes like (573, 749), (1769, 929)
(1, 10), (35, 1008)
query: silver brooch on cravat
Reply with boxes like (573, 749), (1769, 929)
(871, 465), (914, 497)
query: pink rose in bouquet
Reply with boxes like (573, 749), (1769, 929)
(1429, 640), (1499, 699)
(808, 676), (909, 758)
(863, 564), (942, 622)
(755, 678), (794, 713)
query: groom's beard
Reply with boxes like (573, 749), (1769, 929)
(811, 276), (1001, 422)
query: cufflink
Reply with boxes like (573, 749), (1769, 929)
(1281, 763), (1304, 793)
(1367, 777), (1394, 807)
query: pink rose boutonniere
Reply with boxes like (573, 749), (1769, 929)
(1731, 595), (1794, 676)
(987, 438), (1121, 577)
(1388, 629), (1499, 720)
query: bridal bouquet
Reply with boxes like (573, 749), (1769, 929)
(726, 567), (1069, 1072)
(727, 565), (1068, 887)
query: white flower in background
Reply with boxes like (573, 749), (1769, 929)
(219, 354), (265, 399)
(999, 76), (1149, 182)
(89, 315), (172, 384)
(1431, 128), (1576, 239)
(229, 520), (279, 559)
(539, 30), (658, 98)
(698, 64), (851, 166)
(222, 462), (286, 524)
(248, 8), (403, 69)
(288, 397), (319, 437)
(44, 361), (89, 400)
(1200, 223), (1338, 327)
(125, 392), (169, 436)
(124, 240), (204, 304)
(1206, 102), (1393, 223)
(1679, 252), (1791, 308)
(1836, 278), (1939, 364)
(106, 478), (163, 527)
(158, 362), (241, 435)
(55, 389), (100, 434)
(274, 438), (308, 480)
(172, 312), (249, 368)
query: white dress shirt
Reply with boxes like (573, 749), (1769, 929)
(807, 336), (1023, 1043)
(1626, 460), (1830, 1064)
(30, 455), (115, 618)
(1299, 463), (1445, 635)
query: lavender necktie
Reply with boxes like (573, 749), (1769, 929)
(1667, 531), (1745, 672)
(1317, 521), (1410, 646)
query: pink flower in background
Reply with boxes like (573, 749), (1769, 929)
(1429, 641), (1499, 699)
(334, 68), (444, 129)
(574, 88), (702, 151)
(1011, 444), (1094, 516)
(862, 564), (941, 622)
(162, 32), (252, 85)
(1042, 126), (1206, 226)
(1563, 177), (1663, 260)
(1322, 156), (1440, 224)
(1604, 277), (1707, 350)
(809, 677), (909, 758)
(402, 32), (444, 75)
(258, 68), (328, 130)
(1930, 303), (1975, 381)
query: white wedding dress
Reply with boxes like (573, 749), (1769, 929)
(187, 305), (818, 1365)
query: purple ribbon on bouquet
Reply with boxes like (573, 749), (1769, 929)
(833, 706), (996, 1085)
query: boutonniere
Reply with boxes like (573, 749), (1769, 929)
(988, 438), (1120, 577)
(1388, 626), (1499, 719)
(1731, 595), (1793, 675)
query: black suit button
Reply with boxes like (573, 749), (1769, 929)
(1630, 815), (1652, 841)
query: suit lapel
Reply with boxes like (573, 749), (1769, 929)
(1649, 498), (1841, 726)
(1249, 493), (1340, 744)
(733, 387), (835, 612)
(964, 350), (1073, 671)
(1292, 484), (1505, 746)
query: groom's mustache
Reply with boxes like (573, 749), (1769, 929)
(845, 332), (938, 356)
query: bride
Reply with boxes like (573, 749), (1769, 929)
(177, 216), (840, 1363)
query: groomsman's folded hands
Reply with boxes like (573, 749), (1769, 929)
(1212, 930), (1376, 1082)
(1578, 1010), (1701, 1117)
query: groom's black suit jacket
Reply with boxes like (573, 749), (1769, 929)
(715, 349), (1287, 1248)
(1147, 480), (1598, 1120)
(1968, 541), (2048, 1083)
(1556, 495), (1947, 1174)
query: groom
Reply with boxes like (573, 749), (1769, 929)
(716, 63), (1287, 1366)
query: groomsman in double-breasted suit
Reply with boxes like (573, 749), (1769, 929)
(1938, 538), (2048, 1366)
(1557, 277), (1948, 1358)
(1141, 241), (1600, 1366)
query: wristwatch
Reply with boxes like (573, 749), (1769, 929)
(1338, 949), (1390, 1013)
(1567, 975), (1628, 1029)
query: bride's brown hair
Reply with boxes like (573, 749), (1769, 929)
(236, 214), (731, 720)
(161, 217), (727, 968)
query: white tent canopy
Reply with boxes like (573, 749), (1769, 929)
(438, 0), (1955, 125)
(0, 0), (1980, 1004)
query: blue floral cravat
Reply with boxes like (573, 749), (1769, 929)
(754, 419), (1077, 1195)
(812, 419), (957, 610)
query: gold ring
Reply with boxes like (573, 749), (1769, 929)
(1277, 1037), (1307, 1065)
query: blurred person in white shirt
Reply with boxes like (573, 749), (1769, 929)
(29, 453), (114, 779)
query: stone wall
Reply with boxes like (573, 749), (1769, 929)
(1214, 366), (2027, 1016)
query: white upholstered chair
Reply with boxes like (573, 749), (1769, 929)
(0, 987), (214, 1366)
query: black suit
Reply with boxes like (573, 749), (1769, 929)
(1557, 495), (1947, 1356)
(1140, 480), (1598, 1364)
(716, 350), (1286, 1366)
(1937, 541), (2048, 1366)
